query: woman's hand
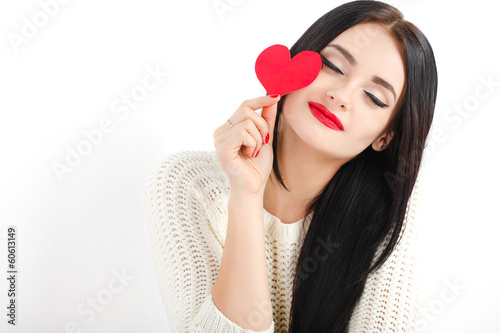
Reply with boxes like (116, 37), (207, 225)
(213, 94), (281, 197)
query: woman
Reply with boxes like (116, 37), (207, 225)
(146, 1), (437, 332)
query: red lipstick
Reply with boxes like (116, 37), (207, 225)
(308, 101), (344, 131)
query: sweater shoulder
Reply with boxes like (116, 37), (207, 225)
(146, 149), (231, 247)
(148, 150), (221, 179)
(145, 150), (236, 332)
(147, 149), (230, 199)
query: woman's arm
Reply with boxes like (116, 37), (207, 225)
(146, 151), (275, 333)
(211, 192), (274, 331)
(206, 94), (281, 332)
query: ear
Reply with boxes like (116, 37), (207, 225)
(372, 129), (394, 152)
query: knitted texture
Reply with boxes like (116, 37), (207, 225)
(145, 150), (425, 333)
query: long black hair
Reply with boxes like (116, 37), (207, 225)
(269, 1), (438, 332)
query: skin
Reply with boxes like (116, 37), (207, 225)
(263, 22), (406, 224)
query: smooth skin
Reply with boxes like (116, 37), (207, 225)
(215, 22), (405, 213)
(211, 21), (405, 330)
(211, 94), (280, 331)
(213, 94), (281, 197)
(264, 22), (406, 223)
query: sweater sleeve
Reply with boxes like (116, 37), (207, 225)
(145, 151), (275, 333)
(348, 170), (426, 333)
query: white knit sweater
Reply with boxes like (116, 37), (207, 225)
(145, 150), (425, 333)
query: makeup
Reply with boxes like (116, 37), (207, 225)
(309, 101), (344, 131)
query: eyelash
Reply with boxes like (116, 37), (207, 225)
(320, 54), (343, 75)
(364, 90), (389, 108)
(320, 54), (389, 109)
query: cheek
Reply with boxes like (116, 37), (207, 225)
(350, 112), (388, 143)
(309, 72), (332, 89)
(282, 89), (309, 114)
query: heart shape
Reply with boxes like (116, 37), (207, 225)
(255, 44), (322, 96)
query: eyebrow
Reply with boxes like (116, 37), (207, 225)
(326, 43), (357, 65)
(325, 43), (397, 102)
(372, 76), (396, 102)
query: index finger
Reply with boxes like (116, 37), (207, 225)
(241, 94), (280, 111)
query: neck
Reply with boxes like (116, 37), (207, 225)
(263, 117), (350, 224)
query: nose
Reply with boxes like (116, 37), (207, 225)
(327, 85), (351, 110)
(330, 94), (347, 110)
(330, 95), (347, 109)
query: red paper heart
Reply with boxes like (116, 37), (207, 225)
(255, 44), (322, 96)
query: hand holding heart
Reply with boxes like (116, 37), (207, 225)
(213, 45), (321, 197)
(213, 95), (281, 197)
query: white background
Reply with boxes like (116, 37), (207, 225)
(0, 0), (499, 332)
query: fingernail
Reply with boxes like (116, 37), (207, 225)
(255, 150), (260, 157)
(265, 133), (269, 144)
(269, 94), (279, 98)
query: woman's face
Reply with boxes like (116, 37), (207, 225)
(281, 22), (405, 160)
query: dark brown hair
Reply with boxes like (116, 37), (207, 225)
(269, 1), (438, 331)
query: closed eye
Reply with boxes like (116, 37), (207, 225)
(320, 54), (388, 109)
(364, 90), (389, 108)
(320, 54), (343, 75)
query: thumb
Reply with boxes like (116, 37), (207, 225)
(261, 94), (280, 146)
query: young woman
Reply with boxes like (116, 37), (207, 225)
(146, 1), (437, 332)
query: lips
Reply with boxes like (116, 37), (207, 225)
(308, 101), (344, 131)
